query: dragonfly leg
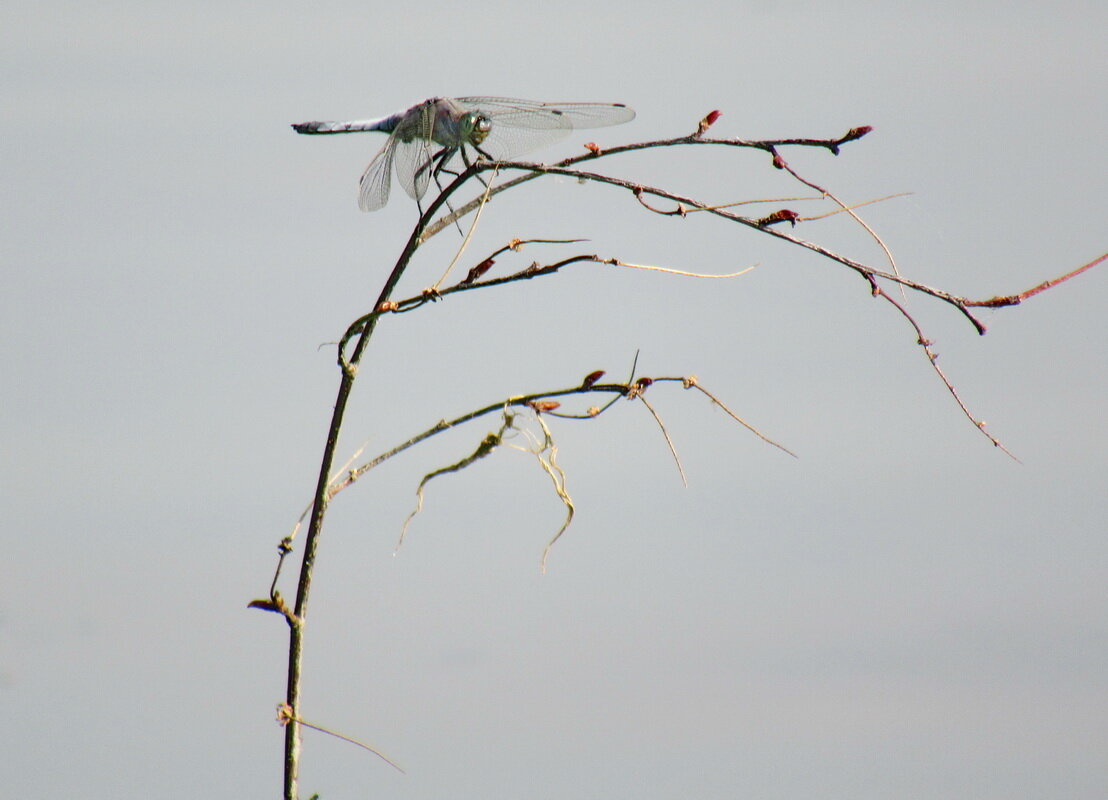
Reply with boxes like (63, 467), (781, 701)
(422, 147), (466, 235)
(460, 148), (491, 193)
(412, 147), (455, 219)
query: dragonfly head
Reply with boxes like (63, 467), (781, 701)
(462, 113), (493, 146)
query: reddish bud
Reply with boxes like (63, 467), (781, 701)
(697, 109), (723, 136)
(756, 209), (800, 228)
(772, 154), (786, 169)
(528, 400), (561, 413)
(582, 370), (606, 388)
(635, 377), (653, 389)
(584, 142), (602, 155)
(843, 125), (873, 142)
(463, 257), (495, 284)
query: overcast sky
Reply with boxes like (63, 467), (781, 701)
(3, 2), (1106, 798)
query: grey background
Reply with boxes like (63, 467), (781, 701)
(3, 1), (1105, 798)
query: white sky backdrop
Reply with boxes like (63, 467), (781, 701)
(3, 1), (1105, 798)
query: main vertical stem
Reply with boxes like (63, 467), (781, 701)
(285, 371), (357, 800)
(280, 169), (474, 800)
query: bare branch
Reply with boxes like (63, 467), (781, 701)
(419, 126), (873, 239)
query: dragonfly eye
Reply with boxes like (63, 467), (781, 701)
(467, 114), (493, 145)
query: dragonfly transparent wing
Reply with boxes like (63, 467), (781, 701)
(455, 97), (635, 160)
(391, 134), (438, 203)
(358, 138), (396, 212)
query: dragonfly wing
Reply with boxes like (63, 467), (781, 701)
(476, 125), (574, 160)
(391, 135), (437, 202)
(454, 97), (635, 159)
(358, 139), (395, 212)
(456, 97), (636, 129)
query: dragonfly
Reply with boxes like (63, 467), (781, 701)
(292, 96), (635, 212)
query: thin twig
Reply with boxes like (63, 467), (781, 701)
(869, 279), (1019, 460)
(770, 150), (908, 301)
(420, 127), (872, 240)
(276, 704), (405, 774)
(431, 165), (501, 291)
(675, 377), (798, 458)
(965, 252), (1107, 307)
(635, 393), (688, 488)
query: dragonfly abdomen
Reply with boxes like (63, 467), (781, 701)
(291, 117), (395, 135)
